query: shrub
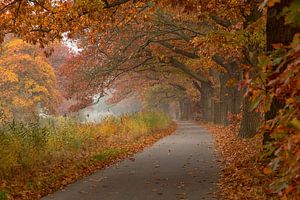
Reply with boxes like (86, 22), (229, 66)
(0, 112), (171, 178)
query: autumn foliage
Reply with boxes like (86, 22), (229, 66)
(0, 38), (60, 122)
(0, 0), (299, 199)
(202, 122), (268, 200)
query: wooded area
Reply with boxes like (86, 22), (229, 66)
(0, 0), (299, 199)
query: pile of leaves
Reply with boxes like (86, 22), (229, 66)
(0, 112), (176, 199)
(201, 122), (270, 200)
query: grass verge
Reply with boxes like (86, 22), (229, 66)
(0, 112), (176, 199)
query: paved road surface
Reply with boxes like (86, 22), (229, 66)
(43, 121), (219, 200)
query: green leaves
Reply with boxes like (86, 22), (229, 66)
(250, 95), (263, 111)
(0, 191), (7, 200)
(93, 148), (125, 161)
(282, 0), (300, 27)
(289, 118), (300, 131)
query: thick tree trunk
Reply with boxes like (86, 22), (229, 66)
(210, 69), (222, 124)
(200, 82), (213, 122)
(239, 95), (261, 138)
(217, 60), (243, 125)
(239, 55), (261, 137)
(213, 101), (221, 124)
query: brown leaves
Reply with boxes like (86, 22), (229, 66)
(263, 167), (273, 175)
(201, 122), (269, 200)
(267, 0), (281, 7)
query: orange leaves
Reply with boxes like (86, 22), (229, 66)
(263, 167), (273, 175)
(202, 122), (268, 200)
(267, 0), (281, 7)
(247, 21), (300, 196)
(0, 38), (60, 121)
(0, 66), (18, 84)
(0, 0), (146, 47)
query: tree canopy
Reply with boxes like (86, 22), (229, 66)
(0, 0), (299, 198)
(0, 38), (60, 122)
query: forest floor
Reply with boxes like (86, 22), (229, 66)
(42, 121), (219, 200)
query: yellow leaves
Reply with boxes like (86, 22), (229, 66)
(24, 79), (49, 96)
(4, 39), (33, 55)
(286, 97), (294, 105)
(290, 118), (300, 131)
(0, 106), (12, 124)
(12, 96), (32, 107)
(291, 33), (300, 48)
(0, 38), (60, 120)
(0, 113), (175, 199)
(4, 39), (24, 49)
(0, 66), (18, 85)
(143, 14), (149, 21)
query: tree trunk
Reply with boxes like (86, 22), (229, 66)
(239, 95), (261, 137)
(239, 54), (261, 137)
(213, 100), (221, 124)
(210, 69), (222, 124)
(179, 98), (193, 120)
(200, 82), (213, 121)
(218, 61), (242, 125)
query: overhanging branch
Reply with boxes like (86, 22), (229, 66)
(169, 57), (210, 84)
(209, 13), (232, 28)
(157, 41), (200, 59)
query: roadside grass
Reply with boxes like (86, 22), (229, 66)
(0, 112), (175, 199)
(92, 148), (126, 161)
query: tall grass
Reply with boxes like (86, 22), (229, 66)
(99, 112), (172, 137)
(0, 112), (172, 198)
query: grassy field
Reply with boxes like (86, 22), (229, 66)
(0, 112), (174, 199)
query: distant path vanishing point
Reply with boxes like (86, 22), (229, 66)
(43, 121), (219, 200)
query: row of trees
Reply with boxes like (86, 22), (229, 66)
(0, 0), (299, 198)
(58, 2), (263, 137)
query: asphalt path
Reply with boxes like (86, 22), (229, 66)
(43, 121), (219, 200)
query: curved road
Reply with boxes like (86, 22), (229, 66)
(43, 121), (219, 200)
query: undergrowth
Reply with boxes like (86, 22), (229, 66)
(0, 112), (173, 199)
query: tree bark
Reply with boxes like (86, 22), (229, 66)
(179, 98), (193, 120)
(200, 82), (213, 122)
(213, 55), (242, 125)
(239, 95), (261, 138)
(210, 69), (222, 124)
